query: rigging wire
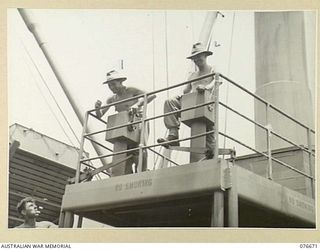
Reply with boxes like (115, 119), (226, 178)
(164, 11), (174, 167)
(19, 37), (105, 176)
(19, 40), (77, 147)
(153, 11), (171, 169)
(19, 38), (82, 147)
(151, 12), (157, 170)
(164, 11), (170, 99)
(206, 13), (217, 51)
(171, 12), (197, 166)
(223, 12), (236, 154)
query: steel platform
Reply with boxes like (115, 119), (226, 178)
(61, 159), (315, 227)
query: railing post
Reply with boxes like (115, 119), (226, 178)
(266, 103), (272, 180)
(213, 73), (220, 162)
(211, 191), (224, 227)
(75, 111), (89, 183)
(227, 162), (238, 227)
(210, 73), (224, 227)
(137, 94), (148, 173)
(307, 128), (314, 198)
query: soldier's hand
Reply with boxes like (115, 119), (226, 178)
(129, 105), (143, 116)
(129, 105), (138, 114)
(95, 100), (102, 109)
(196, 85), (206, 93)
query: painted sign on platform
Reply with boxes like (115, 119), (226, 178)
(115, 179), (153, 191)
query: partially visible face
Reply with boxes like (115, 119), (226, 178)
(191, 53), (207, 67)
(107, 79), (123, 94)
(22, 201), (40, 218)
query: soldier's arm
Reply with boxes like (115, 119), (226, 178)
(183, 73), (194, 94)
(203, 68), (216, 91)
(136, 95), (156, 108)
(95, 98), (112, 118)
(36, 221), (58, 228)
(130, 87), (156, 108)
(203, 76), (216, 91)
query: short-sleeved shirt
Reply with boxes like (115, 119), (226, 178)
(106, 86), (145, 113)
(189, 66), (215, 92)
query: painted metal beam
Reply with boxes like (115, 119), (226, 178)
(237, 166), (315, 224)
(211, 191), (224, 227)
(61, 159), (223, 211)
(227, 164), (238, 227)
(61, 159), (314, 226)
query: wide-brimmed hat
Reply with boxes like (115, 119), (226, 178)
(187, 42), (213, 59)
(103, 70), (127, 84)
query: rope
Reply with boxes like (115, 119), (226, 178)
(222, 12), (236, 155)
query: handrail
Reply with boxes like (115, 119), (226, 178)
(85, 136), (113, 152)
(82, 126), (315, 181)
(88, 113), (108, 125)
(270, 131), (315, 156)
(219, 101), (266, 131)
(88, 72), (215, 114)
(88, 71), (314, 135)
(219, 101), (315, 157)
(84, 100), (216, 138)
(81, 129), (216, 163)
(148, 148), (179, 166)
(219, 131), (314, 180)
(76, 72), (315, 192)
(80, 161), (110, 177)
(220, 73), (315, 133)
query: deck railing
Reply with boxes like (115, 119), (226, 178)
(75, 72), (315, 197)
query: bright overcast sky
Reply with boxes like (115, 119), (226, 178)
(8, 9), (316, 168)
(7, 8), (316, 228)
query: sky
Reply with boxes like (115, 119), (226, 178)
(8, 9), (258, 165)
(7, 9), (316, 166)
(7, 8), (316, 228)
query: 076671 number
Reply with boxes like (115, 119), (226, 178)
(300, 244), (318, 249)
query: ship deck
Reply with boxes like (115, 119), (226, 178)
(61, 159), (315, 227)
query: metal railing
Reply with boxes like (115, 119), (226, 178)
(74, 72), (315, 197)
(219, 73), (315, 197)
